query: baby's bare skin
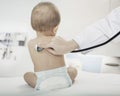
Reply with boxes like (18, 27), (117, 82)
(28, 36), (65, 72)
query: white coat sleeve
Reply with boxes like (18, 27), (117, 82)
(73, 7), (120, 54)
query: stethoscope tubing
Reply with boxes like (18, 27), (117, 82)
(71, 31), (120, 53)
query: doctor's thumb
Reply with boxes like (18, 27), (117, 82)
(37, 43), (49, 49)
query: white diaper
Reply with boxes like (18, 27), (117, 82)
(35, 67), (72, 91)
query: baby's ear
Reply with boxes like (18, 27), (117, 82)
(53, 26), (58, 34)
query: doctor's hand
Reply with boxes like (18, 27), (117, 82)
(42, 36), (79, 55)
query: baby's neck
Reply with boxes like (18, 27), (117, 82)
(35, 32), (54, 44)
(36, 32), (45, 37)
(36, 31), (55, 37)
(36, 35), (53, 41)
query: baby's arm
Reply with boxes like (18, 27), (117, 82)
(24, 40), (37, 88)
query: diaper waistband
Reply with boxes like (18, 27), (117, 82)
(35, 66), (67, 77)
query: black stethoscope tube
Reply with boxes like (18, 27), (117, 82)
(71, 31), (120, 53)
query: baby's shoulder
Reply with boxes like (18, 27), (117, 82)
(27, 39), (36, 48)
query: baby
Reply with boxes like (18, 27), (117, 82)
(24, 2), (77, 91)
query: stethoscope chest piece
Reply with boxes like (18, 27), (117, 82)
(35, 44), (44, 52)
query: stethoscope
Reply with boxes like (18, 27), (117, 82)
(71, 31), (120, 53)
(35, 31), (120, 53)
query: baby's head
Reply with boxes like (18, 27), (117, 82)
(31, 2), (60, 36)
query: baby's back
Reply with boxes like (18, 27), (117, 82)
(28, 37), (65, 72)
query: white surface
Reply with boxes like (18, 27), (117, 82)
(0, 71), (120, 96)
(88, 43), (120, 57)
(80, 55), (103, 73)
(65, 54), (103, 73)
(101, 57), (120, 73)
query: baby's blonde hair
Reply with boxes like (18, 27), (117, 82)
(31, 2), (60, 32)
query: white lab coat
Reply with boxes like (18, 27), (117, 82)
(73, 7), (120, 53)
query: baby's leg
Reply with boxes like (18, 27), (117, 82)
(24, 72), (37, 88)
(67, 67), (77, 83)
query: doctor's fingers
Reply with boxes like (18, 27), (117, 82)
(37, 40), (51, 48)
(46, 42), (64, 55)
(37, 37), (62, 48)
(51, 36), (66, 44)
(46, 48), (59, 55)
(45, 42), (57, 50)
